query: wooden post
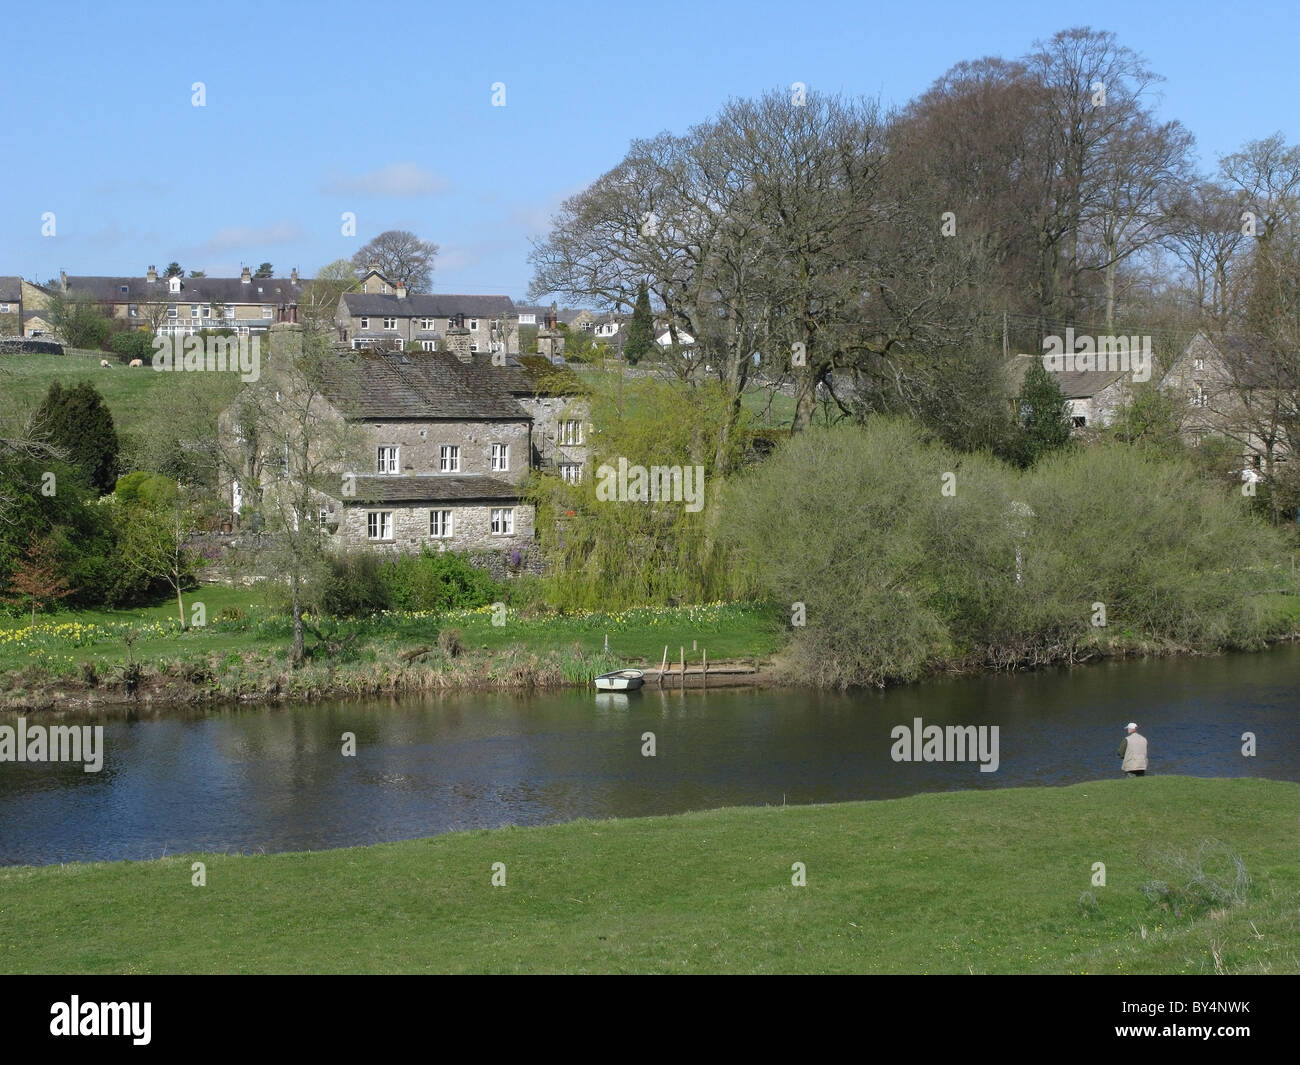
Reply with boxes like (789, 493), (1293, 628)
(702, 648), (707, 689)
(659, 646), (668, 688)
(680, 646), (685, 689)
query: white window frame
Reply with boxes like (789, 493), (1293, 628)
(429, 509), (453, 538)
(317, 507), (329, 526)
(367, 511), (394, 541)
(377, 445), (399, 474)
(439, 445), (461, 472)
(469, 318), (479, 331)
(191, 304), (200, 318)
(360, 316), (369, 329)
(384, 316), (397, 329)
(262, 307), (274, 319)
(560, 463), (582, 485)
(491, 507), (514, 535)
(421, 317), (435, 330)
(470, 342), (479, 353)
(168, 304), (177, 318)
(491, 443), (509, 472)
(519, 313), (536, 325)
(560, 419), (584, 446)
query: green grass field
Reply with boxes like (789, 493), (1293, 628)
(0, 350), (239, 440)
(0, 777), (1294, 974)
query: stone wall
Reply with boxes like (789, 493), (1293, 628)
(0, 337), (63, 354)
(341, 500), (534, 553)
(361, 419), (530, 481)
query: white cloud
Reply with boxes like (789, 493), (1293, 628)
(318, 162), (451, 198)
(200, 221), (305, 251)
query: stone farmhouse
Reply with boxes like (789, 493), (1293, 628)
(0, 276), (59, 336)
(222, 324), (590, 557)
(1162, 331), (1296, 470)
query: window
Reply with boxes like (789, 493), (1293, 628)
(1195, 387), (1208, 409)
(469, 319), (478, 331)
(384, 317), (396, 329)
(439, 445), (460, 472)
(519, 313), (536, 325)
(0, 303), (8, 313)
(202, 305), (211, 319)
(560, 463), (582, 485)
(367, 512), (393, 540)
(317, 507), (329, 526)
(120, 285), (129, 295)
(191, 304), (200, 318)
(429, 510), (452, 538)
(168, 304), (177, 318)
(580, 320), (592, 331)
(1072, 416), (1086, 428)
(560, 419), (583, 446)
(360, 316), (369, 329)
(1193, 357), (1205, 371)
(128, 304), (138, 317)
(382, 283), (390, 294)
(421, 317), (435, 330)
(470, 342), (479, 353)
(491, 508), (514, 535)
(262, 307), (274, 319)
(491, 443), (509, 472)
(377, 446), (399, 474)
(421, 340), (437, 352)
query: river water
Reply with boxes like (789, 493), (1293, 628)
(1, 646), (1297, 865)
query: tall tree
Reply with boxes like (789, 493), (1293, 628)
(298, 259), (360, 334)
(1011, 358), (1073, 467)
(36, 381), (119, 494)
(350, 231), (439, 293)
(254, 262), (274, 279)
(2, 534), (74, 624)
(623, 282), (654, 365)
(164, 262), (184, 278)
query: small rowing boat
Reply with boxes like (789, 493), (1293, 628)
(594, 668), (645, 691)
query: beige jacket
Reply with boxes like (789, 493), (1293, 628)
(1120, 732), (1148, 772)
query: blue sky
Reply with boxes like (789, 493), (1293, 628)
(4, 0), (1295, 300)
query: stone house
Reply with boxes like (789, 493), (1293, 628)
(1007, 354), (1131, 430)
(221, 324), (589, 555)
(47, 266), (306, 336)
(1161, 331), (1295, 469)
(336, 269), (517, 355)
(0, 277), (22, 335)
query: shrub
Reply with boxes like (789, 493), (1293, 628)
(319, 552), (390, 617)
(109, 329), (155, 362)
(380, 547), (501, 612)
(1141, 840), (1251, 919)
(438, 628), (464, 657)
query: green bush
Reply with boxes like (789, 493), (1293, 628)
(319, 553), (390, 617)
(380, 547), (501, 612)
(109, 329), (155, 361)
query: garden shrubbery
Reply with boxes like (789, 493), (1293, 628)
(315, 547), (503, 617)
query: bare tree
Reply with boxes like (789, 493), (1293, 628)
(351, 230), (439, 293)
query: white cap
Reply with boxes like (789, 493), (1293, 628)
(1126, 722), (1138, 731)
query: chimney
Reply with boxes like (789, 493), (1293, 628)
(290, 267), (299, 284)
(60, 270), (67, 293)
(395, 281), (407, 299)
(146, 265), (157, 283)
(446, 325), (473, 363)
(240, 266), (251, 284)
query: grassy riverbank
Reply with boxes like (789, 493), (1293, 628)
(1, 777), (1295, 974)
(0, 594), (783, 708)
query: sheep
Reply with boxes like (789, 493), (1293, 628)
(128, 359), (143, 367)
(100, 359), (111, 368)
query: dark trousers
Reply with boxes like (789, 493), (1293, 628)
(1126, 770), (1145, 777)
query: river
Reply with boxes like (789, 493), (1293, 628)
(1, 645), (1297, 865)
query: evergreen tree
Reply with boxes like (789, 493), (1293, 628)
(254, 262), (274, 278)
(164, 262), (184, 278)
(1011, 359), (1073, 468)
(36, 381), (120, 494)
(623, 282), (655, 366)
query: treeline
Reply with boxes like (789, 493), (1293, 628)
(530, 26), (1300, 484)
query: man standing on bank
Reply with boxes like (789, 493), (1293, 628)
(1118, 722), (1148, 777)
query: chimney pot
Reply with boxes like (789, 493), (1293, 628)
(240, 266), (251, 284)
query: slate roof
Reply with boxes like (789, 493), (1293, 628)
(335, 474), (522, 504)
(1006, 355), (1129, 398)
(318, 350), (530, 421)
(0, 277), (21, 302)
(63, 275), (307, 305)
(341, 292), (516, 318)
